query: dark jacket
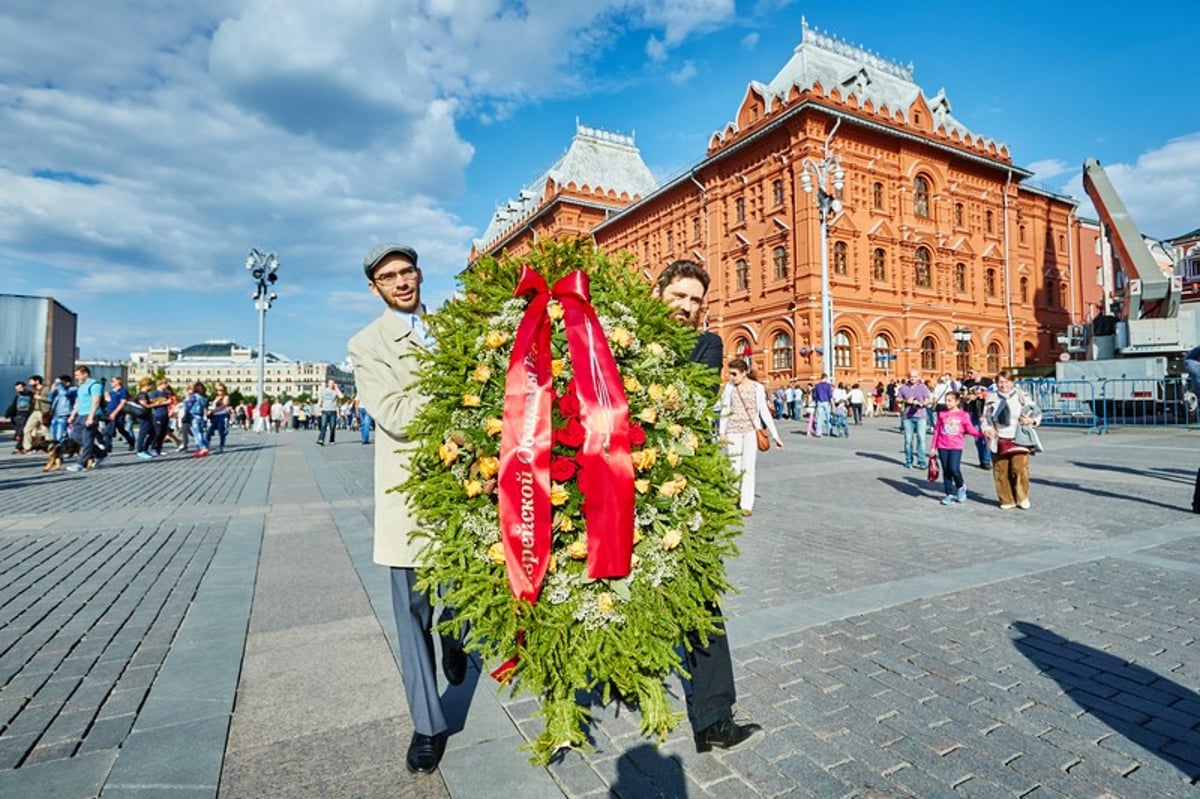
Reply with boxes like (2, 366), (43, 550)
(689, 331), (723, 370)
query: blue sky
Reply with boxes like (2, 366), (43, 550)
(2, 1), (1197, 363)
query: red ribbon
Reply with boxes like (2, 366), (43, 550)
(497, 266), (635, 604)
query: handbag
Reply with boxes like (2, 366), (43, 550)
(927, 458), (940, 482)
(1013, 424), (1044, 453)
(733, 383), (771, 451)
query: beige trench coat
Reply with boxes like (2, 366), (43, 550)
(348, 310), (427, 568)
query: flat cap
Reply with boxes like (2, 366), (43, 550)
(363, 243), (418, 278)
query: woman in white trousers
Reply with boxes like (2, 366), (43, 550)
(718, 357), (782, 515)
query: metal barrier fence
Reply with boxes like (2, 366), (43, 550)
(1016, 377), (1198, 433)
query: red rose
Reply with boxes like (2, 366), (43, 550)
(557, 392), (581, 419)
(555, 419), (586, 449)
(550, 456), (578, 482)
(628, 423), (646, 447)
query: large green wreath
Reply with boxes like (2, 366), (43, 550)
(405, 238), (742, 763)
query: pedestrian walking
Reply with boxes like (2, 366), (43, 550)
(929, 391), (983, 505)
(718, 357), (783, 515)
(981, 369), (1042, 510)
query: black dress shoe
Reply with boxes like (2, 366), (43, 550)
(405, 731), (447, 774)
(694, 718), (762, 753)
(441, 635), (467, 686)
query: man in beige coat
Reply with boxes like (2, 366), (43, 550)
(348, 243), (467, 775)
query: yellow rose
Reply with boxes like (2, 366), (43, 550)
(658, 473), (688, 498)
(485, 417), (504, 437)
(609, 327), (633, 349)
(483, 330), (509, 349)
(554, 512), (575, 532)
(630, 553), (642, 568)
(666, 449), (680, 467)
(661, 528), (683, 550)
(487, 541), (505, 564)
(623, 375), (642, 393)
(597, 592), (614, 615)
(634, 478), (650, 495)
(463, 479), (483, 498)
(683, 431), (699, 451)
(548, 553), (557, 573)
(566, 539), (588, 560)
(668, 423), (684, 439)
(472, 363), (491, 383)
(646, 384), (665, 402)
(546, 300), (564, 321)
(630, 448), (657, 473)
(638, 406), (658, 425)
(462, 394), (482, 408)
(633, 528), (643, 545)
(438, 440), (459, 466)
(646, 342), (666, 357)
(550, 482), (569, 506)
(477, 455), (499, 479)
(662, 385), (681, 410)
(551, 359), (565, 377)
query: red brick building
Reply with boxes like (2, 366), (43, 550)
(473, 22), (1089, 384)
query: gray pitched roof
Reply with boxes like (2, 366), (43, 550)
(715, 18), (1001, 152)
(476, 122), (658, 250)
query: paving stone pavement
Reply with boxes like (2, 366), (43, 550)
(0, 419), (1197, 798)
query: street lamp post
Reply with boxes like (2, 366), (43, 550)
(245, 248), (280, 405)
(952, 326), (972, 378)
(800, 149), (844, 380)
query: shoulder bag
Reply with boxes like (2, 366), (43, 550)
(735, 384), (770, 451)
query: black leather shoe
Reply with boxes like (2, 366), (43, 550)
(405, 731), (447, 774)
(694, 718), (762, 753)
(441, 635), (467, 686)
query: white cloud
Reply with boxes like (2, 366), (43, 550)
(1026, 158), (1070, 181)
(741, 32), (760, 49)
(1056, 133), (1200, 239)
(669, 62), (698, 85)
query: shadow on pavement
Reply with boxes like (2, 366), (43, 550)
(1070, 461), (1195, 485)
(1011, 621), (1200, 784)
(876, 476), (931, 498)
(1030, 476), (1185, 513)
(611, 743), (687, 798)
(856, 450), (904, 466)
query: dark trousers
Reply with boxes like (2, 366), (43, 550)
(71, 419), (105, 466)
(317, 410), (337, 443)
(136, 417), (158, 453)
(939, 448), (964, 495)
(11, 413), (28, 450)
(679, 603), (736, 733)
(969, 410), (992, 466)
(104, 413), (135, 451)
(210, 412), (229, 450)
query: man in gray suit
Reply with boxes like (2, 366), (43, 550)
(348, 243), (467, 775)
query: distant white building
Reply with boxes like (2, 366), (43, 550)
(129, 340), (353, 400)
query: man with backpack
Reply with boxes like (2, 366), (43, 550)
(3, 381), (34, 453)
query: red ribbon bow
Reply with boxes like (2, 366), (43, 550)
(497, 266), (635, 604)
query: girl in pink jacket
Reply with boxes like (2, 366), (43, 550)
(930, 391), (983, 505)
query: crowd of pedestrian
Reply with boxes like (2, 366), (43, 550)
(3, 366), (374, 474)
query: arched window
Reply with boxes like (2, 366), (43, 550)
(734, 337), (751, 357)
(1019, 224), (1027, 244)
(692, 216), (701, 241)
(772, 179), (784, 206)
(914, 247), (932, 288)
(954, 202), (964, 227)
(986, 210), (994, 233)
(1058, 233), (1065, 252)
(954, 262), (966, 292)
(872, 334), (892, 371)
(920, 336), (938, 371)
(873, 181), (884, 209)
(1046, 279), (1056, 308)
(771, 332), (793, 371)
(1060, 282), (1068, 308)
(834, 331), (853, 370)
(735, 196), (745, 223)
(914, 176), (931, 218)
(773, 246), (788, 280)
(985, 268), (997, 297)
(735, 259), (748, 291)
(986, 342), (1001, 374)
(833, 241), (848, 275)
(872, 248), (887, 282)
(1019, 276), (1029, 303)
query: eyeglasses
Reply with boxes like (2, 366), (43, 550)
(372, 266), (419, 287)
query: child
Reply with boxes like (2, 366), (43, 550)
(830, 401), (850, 438)
(930, 391), (983, 505)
